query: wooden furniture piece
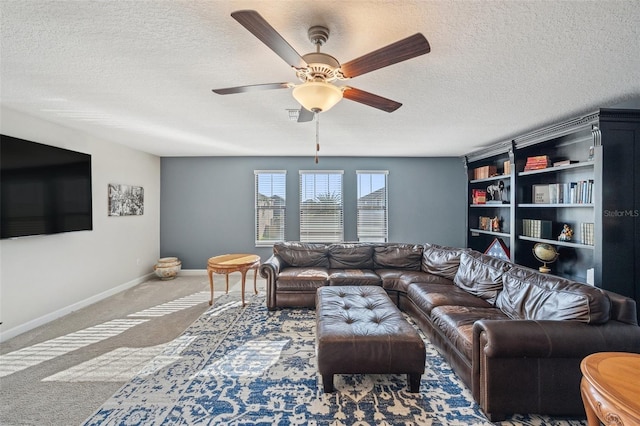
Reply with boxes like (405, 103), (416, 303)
(207, 254), (260, 307)
(580, 352), (640, 426)
(464, 108), (640, 322)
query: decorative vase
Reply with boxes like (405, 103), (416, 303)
(154, 257), (182, 280)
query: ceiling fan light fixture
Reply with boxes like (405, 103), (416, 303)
(292, 81), (343, 113)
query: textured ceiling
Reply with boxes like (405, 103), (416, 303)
(1, 1), (639, 157)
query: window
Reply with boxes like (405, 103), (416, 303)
(357, 171), (388, 242)
(299, 171), (343, 242)
(255, 171), (286, 246)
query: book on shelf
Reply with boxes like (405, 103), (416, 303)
(473, 166), (497, 179)
(472, 189), (486, 204)
(581, 222), (595, 245)
(503, 160), (511, 175)
(522, 219), (552, 239)
(553, 160), (578, 167)
(533, 184), (550, 203)
(531, 180), (593, 204)
(568, 180), (594, 204)
(524, 155), (550, 171)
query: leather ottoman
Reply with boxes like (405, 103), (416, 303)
(315, 285), (426, 393)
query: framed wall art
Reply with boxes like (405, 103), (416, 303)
(108, 184), (144, 216)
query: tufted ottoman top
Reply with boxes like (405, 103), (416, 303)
(316, 286), (410, 336)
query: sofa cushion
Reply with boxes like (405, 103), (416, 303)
(453, 251), (512, 305)
(407, 282), (492, 316)
(430, 305), (510, 360)
(495, 266), (611, 323)
(276, 267), (329, 291)
(274, 242), (329, 268)
(373, 244), (423, 270)
(328, 243), (375, 269)
(378, 269), (453, 293)
(328, 269), (381, 286)
(421, 243), (469, 280)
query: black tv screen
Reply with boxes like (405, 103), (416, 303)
(1, 135), (93, 239)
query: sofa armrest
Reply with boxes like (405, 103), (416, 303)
(471, 319), (640, 420)
(260, 254), (283, 278)
(259, 254), (284, 310)
(473, 319), (640, 359)
(604, 289), (638, 325)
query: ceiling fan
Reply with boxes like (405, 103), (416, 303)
(212, 10), (431, 123)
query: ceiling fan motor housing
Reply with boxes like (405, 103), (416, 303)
(298, 52), (341, 82)
(295, 25), (346, 83)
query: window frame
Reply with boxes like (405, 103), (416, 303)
(254, 170), (287, 247)
(299, 170), (344, 243)
(356, 170), (389, 242)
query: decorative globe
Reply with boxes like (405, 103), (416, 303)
(532, 243), (559, 273)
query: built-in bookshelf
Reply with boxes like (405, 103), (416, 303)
(464, 108), (640, 321)
(514, 124), (596, 283)
(465, 141), (515, 260)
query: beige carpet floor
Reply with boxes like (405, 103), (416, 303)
(0, 273), (262, 426)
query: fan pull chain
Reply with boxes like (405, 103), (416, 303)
(314, 112), (320, 164)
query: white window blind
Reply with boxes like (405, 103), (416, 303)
(255, 171), (286, 246)
(357, 171), (388, 242)
(299, 171), (343, 242)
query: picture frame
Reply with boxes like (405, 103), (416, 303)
(484, 237), (510, 261)
(108, 184), (144, 216)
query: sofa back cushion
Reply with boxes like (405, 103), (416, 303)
(453, 251), (512, 304)
(422, 243), (469, 280)
(328, 243), (375, 269)
(495, 266), (611, 323)
(273, 242), (329, 268)
(373, 244), (423, 270)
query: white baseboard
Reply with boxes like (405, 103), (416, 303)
(0, 273), (155, 343)
(179, 269), (207, 276)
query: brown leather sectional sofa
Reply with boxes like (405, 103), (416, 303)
(259, 241), (640, 421)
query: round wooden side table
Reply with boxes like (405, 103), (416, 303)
(580, 352), (640, 426)
(207, 254), (260, 307)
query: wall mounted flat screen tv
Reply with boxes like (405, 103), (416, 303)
(1, 135), (93, 239)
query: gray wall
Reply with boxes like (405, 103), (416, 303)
(161, 156), (466, 268)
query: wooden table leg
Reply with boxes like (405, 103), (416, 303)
(581, 379), (601, 426)
(225, 273), (229, 294)
(207, 268), (214, 306)
(240, 270), (247, 307)
(253, 266), (258, 294)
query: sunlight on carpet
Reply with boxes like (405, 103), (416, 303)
(0, 319), (148, 378)
(195, 339), (288, 379)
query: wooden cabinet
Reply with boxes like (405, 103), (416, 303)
(464, 108), (640, 320)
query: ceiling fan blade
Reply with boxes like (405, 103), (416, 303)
(231, 10), (307, 69)
(342, 87), (402, 112)
(212, 83), (291, 95)
(297, 107), (314, 122)
(340, 33), (430, 78)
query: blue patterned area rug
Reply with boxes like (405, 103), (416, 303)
(84, 293), (586, 426)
